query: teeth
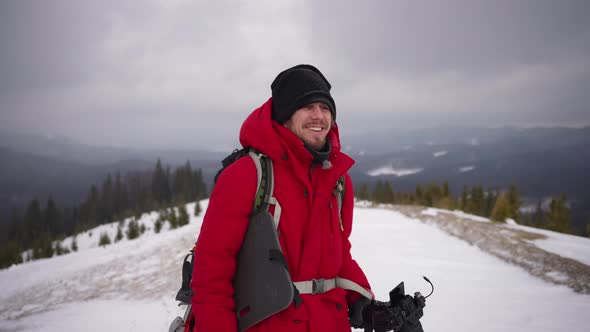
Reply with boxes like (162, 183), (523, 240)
(308, 127), (322, 132)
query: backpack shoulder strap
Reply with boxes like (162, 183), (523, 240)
(213, 147), (282, 229)
(248, 149), (281, 229)
(334, 175), (346, 232)
(214, 148), (250, 184)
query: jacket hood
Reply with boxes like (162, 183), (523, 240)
(239, 98), (345, 164)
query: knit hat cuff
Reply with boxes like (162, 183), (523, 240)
(290, 92), (335, 117)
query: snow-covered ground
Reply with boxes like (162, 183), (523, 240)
(421, 207), (590, 267)
(505, 222), (590, 267)
(1, 201), (589, 332)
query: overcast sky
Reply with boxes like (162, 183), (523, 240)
(1, 0), (589, 150)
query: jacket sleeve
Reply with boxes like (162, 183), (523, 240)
(191, 158), (257, 331)
(338, 173), (373, 304)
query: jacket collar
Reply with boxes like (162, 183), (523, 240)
(239, 98), (354, 175)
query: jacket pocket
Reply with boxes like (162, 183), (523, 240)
(249, 302), (309, 332)
(321, 288), (350, 332)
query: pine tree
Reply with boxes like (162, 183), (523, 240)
(155, 219), (163, 233)
(71, 236), (78, 252)
(172, 162), (197, 203)
(184, 161), (195, 201)
(193, 168), (207, 200)
(98, 232), (111, 247)
(194, 201), (202, 217)
(152, 159), (171, 205)
(100, 174), (115, 223)
(532, 199), (545, 227)
(484, 188), (496, 218)
(423, 190), (433, 207)
(442, 181), (450, 198)
(113, 173), (129, 219)
(172, 165), (183, 203)
(355, 183), (371, 201)
(546, 194), (571, 234)
(0, 241), (23, 269)
(490, 192), (510, 222)
(115, 225), (123, 242)
(54, 241), (68, 256)
(460, 185), (468, 211)
(44, 196), (61, 236)
(8, 209), (23, 247)
(383, 181), (395, 204)
(435, 196), (455, 210)
(178, 205), (190, 226)
(62, 206), (79, 238)
(23, 198), (43, 248)
(83, 185), (101, 226)
(415, 185), (424, 205)
(32, 232), (54, 259)
(126, 172), (144, 214)
(169, 208), (178, 229)
(425, 183), (443, 207)
(126, 219), (140, 240)
(506, 185), (521, 221)
(373, 181), (385, 203)
(468, 186), (485, 216)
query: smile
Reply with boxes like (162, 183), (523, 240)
(307, 126), (324, 132)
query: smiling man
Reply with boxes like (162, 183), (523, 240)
(191, 65), (380, 331)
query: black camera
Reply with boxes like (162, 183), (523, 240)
(386, 282), (426, 332)
(359, 277), (432, 332)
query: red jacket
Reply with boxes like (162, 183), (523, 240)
(191, 98), (371, 331)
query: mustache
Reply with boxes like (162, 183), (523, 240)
(304, 120), (330, 128)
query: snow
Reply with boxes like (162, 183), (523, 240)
(1, 200), (589, 332)
(422, 207), (491, 223)
(367, 166), (423, 177)
(0, 299), (176, 332)
(503, 222), (590, 267)
(458, 165), (475, 172)
(505, 218), (517, 225)
(433, 150), (447, 157)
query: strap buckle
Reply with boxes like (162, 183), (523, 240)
(312, 278), (326, 294)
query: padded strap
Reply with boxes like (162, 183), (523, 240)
(268, 197), (282, 229)
(336, 277), (374, 300)
(248, 150), (281, 230)
(293, 277), (373, 300)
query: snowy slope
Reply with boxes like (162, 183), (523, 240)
(1, 201), (589, 332)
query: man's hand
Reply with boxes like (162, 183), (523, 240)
(349, 297), (371, 329)
(361, 300), (398, 332)
(349, 297), (425, 332)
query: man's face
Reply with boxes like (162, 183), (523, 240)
(284, 102), (332, 150)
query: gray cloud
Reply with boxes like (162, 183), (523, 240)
(0, 0), (588, 149)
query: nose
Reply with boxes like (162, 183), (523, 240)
(309, 104), (324, 118)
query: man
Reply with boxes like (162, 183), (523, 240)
(191, 65), (389, 331)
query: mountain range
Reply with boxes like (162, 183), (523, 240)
(1, 126), (588, 233)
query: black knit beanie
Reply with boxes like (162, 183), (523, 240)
(270, 64), (336, 124)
